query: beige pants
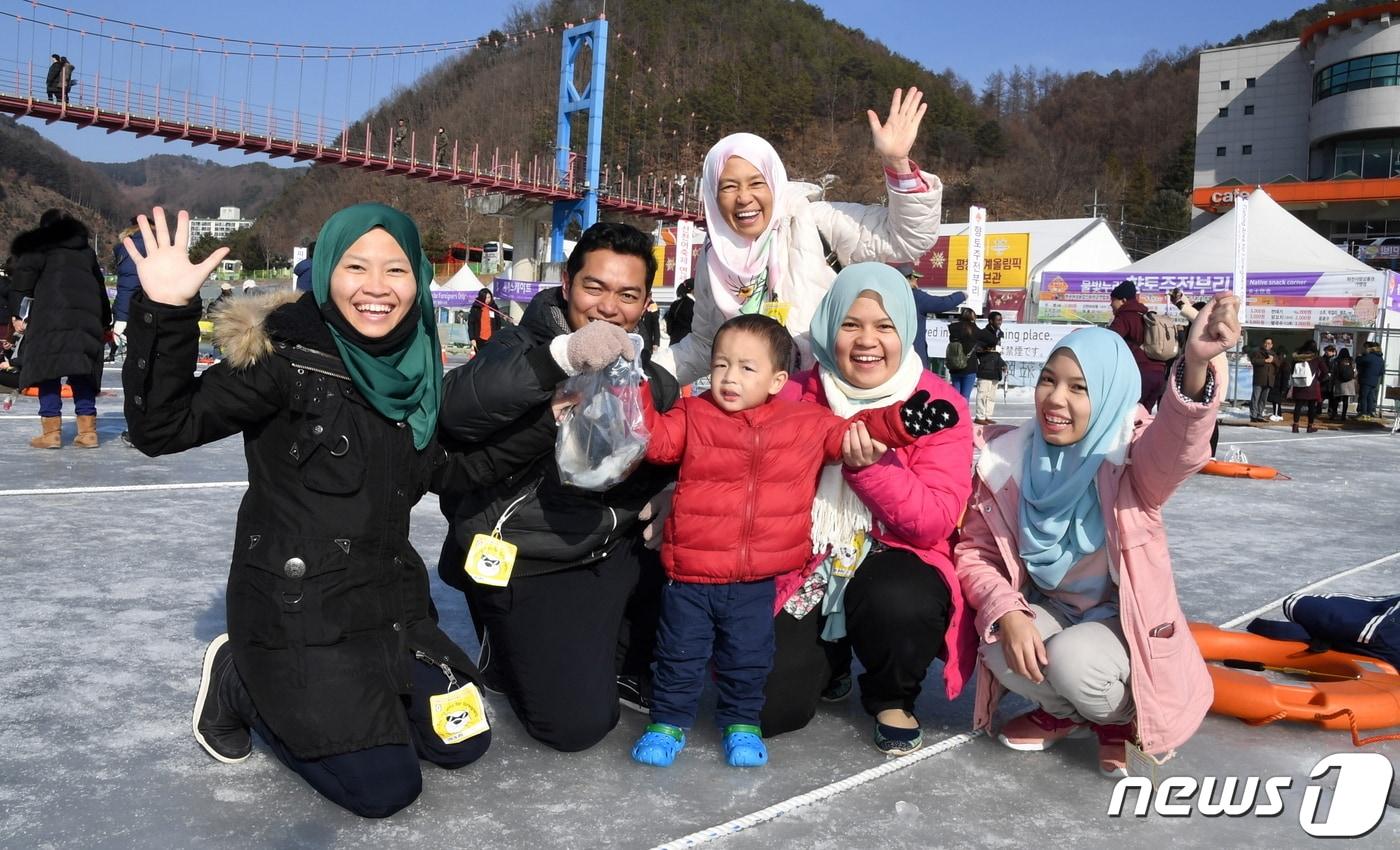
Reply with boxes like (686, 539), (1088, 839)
(974, 379), (999, 421)
(979, 602), (1134, 725)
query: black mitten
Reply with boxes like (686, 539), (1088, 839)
(900, 390), (959, 437)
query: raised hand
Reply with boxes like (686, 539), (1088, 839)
(122, 206), (229, 307)
(1184, 292), (1242, 366)
(900, 390), (959, 437)
(866, 87), (928, 172)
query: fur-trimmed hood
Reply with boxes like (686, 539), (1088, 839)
(212, 288), (327, 369)
(9, 216), (92, 257)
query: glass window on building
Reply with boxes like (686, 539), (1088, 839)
(1244, 104), (1255, 115)
(1220, 80), (1230, 90)
(1246, 77), (1256, 88)
(1242, 145), (1253, 155)
(1335, 140), (1364, 178)
(1363, 139), (1393, 178)
(1218, 106), (1229, 117)
(1314, 52), (1400, 101)
(1216, 146), (1226, 156)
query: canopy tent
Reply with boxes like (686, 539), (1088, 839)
(434, 264), (484, 291)
(1039, 189), (1387, 328)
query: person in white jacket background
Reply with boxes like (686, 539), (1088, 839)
(653, 88), (945, 385)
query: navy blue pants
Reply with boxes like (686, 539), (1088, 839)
(253, 655), (490, 818)
(650, 578), (775, 730)
(36, 375), (97, 417)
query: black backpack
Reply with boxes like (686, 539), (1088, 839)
(1336, 359), (1355, 382)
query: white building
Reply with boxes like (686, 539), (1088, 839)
(187, 207), (252, 247)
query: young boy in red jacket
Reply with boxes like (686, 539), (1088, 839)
(631, 314), (957, 767)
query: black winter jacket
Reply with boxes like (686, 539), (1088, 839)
(437, 285), (679, 586)
(7, 217), (111, 388)
(124, 289), (482, 760)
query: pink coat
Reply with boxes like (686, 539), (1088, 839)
(954, 366), (1216, 756)
(778, 368), (978, 701)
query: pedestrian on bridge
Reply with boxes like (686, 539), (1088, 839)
(654, 87), (944, 388)
(121, 203), (491, 818)
(44, 54), (62, 102)
(392, 117), (408, 160)
(434, 126), (450, 168)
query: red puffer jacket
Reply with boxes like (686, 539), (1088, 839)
(643, 393), (914, 583)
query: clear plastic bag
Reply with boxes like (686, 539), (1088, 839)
(555, 334), (650, 491)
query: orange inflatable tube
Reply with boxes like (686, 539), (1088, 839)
(20, 384), (74, 398)
(1190, 623), (1400, 745)
(1198, 459), (1286, 480)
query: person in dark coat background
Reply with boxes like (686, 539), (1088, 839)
(7, 209), (111, 449)
(896, 262), (964, 370)
(121, 203), (490, 818)
(45, 53), (63, 101)
(112, 217), (145, 348)
(639, 299), (662, 354)
(1357, 341), (1386, 419)
(293, 241), (315, 293)
(945, 307), (981, 402)
(466, 286), (503, 352)
(1107, 280), (1166, 412)
(1288, 339), (1326, 433)
(664, 278), (696, 346)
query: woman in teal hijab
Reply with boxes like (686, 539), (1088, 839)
(761, 262), (977, 757)
(954, 294), (1240, 777)
(120, 203), (489, 818)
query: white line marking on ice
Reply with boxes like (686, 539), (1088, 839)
(653, 546), (1400, 849)
(1218, 432), (1393, 447)
(0, 481), (247, 497)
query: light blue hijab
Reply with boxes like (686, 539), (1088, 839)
(809, 262), (918, 377)
(1018, 327), (1141, 589)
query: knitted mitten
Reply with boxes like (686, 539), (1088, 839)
(566, 321), (635, 372)
(900, 390), (959, 437)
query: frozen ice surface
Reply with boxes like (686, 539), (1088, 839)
(1, 375), (1397, 849)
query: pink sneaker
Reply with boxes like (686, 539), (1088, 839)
(997, 708), (1089, 751)
(1092, 722), (1136, 777)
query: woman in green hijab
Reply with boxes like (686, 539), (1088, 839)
(121, 204), (489, 818)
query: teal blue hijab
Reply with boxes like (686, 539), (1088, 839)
(310, 203), (441, 450)
(809, 262), (918, 377)
(1018, 327), (1141, 589)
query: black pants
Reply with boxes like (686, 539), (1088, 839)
(254, 654), (490, 818)
(761, 547), (952, 736)
(462, 536), (661, 752)
(1293, 399), (1321, 425)
(1328, 395), (1351, 419)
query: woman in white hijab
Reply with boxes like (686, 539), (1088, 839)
(653, 88), (945, 385)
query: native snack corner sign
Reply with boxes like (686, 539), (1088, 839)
(1037, 271), (1385, 329)
(913, 232), (1031, 289)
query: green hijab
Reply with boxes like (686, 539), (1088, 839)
(310, 203), (441, 450)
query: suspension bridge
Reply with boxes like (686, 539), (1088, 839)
(0, 1), (700, 243)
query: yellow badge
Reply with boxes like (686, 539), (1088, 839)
(429, 682), (490, 745)
(464, 532), (517, 587)
(761, 300), (791, 327)
(831, 531), (866, 578)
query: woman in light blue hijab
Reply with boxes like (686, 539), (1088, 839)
(956, 294), (1240, 777)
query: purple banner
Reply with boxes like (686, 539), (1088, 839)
(493, 278), (557, 304)
(429, 290), (478, 308)
(1040, 271), (1329, 300)
(1389, 270), (1400, 312)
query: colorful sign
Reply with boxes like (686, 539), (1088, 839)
(1388, 270), (1400, 311)
(924, 321), (1089, 386)
(913, 232), (1030, 289)
(987, 289), (1029, 322)
(493, 278), (557, 304)
(966, 206), (987, 312)
(1233, 194), (1249, 306)
(1037, 270), (1386, 328)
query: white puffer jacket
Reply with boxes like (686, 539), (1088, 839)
(654, 173), (944, 385)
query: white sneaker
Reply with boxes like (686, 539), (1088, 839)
(1268, 415), (1283, 422)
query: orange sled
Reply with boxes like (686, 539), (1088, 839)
(1189, 622), (1400, 745)
(1198, 459), (1287, 480)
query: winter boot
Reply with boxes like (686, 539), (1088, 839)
(73, 414), (99, 448)
(29, 416), (61, 449)
(192, 633), (255, 763)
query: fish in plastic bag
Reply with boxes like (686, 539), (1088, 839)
(555, 334), (650, 490)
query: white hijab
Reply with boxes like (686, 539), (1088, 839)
(700, 133), (789, 314)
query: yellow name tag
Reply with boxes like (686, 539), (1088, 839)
(429, 682), (490, 745)
(464, 532), (517, 587)
(761, 300), (791, 327)
(831, 532), (865, 578)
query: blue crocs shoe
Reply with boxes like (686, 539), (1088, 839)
(632, 723), (686, 767)
(723, 724), (768, 767)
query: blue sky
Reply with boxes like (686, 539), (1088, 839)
(4, 0), (1299, 165)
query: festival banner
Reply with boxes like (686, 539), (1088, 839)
(491, 278), (557, 304)
(912, 233), (1030, 289)
(966, 206), (987, 313)
(924, 321), (1086, 365)
(429, 289), (478, 308)
(1037, 270), (1385, 328)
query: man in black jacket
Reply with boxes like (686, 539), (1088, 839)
(436, 221), (678, 752)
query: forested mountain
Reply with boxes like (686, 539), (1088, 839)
(1, 0), (1374, 263)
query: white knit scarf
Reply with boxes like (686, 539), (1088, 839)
(809, 352), (925, 555)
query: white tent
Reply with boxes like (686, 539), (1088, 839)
(435, 264), (484, 291)
(1041, 190), (1387, 328)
